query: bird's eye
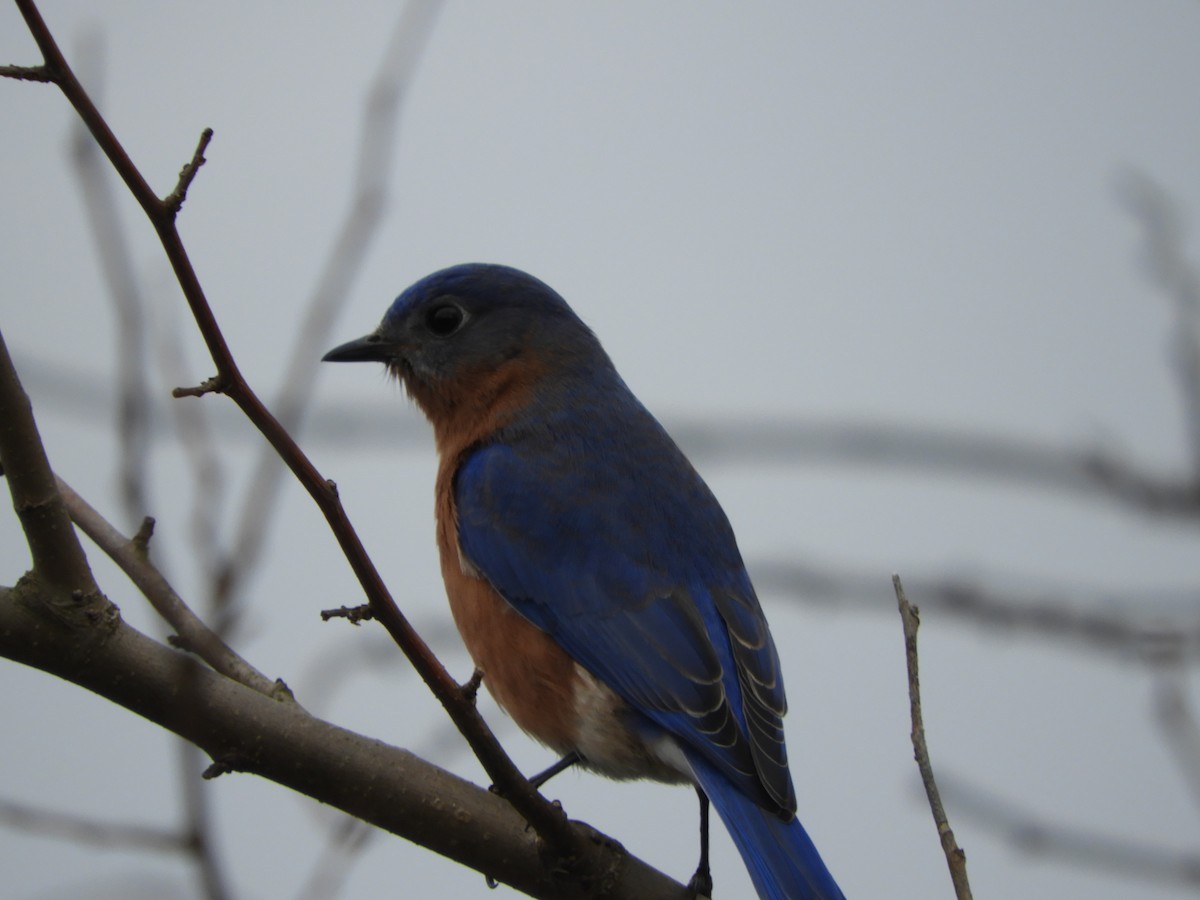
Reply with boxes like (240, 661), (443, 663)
(425, 303), (466, 337)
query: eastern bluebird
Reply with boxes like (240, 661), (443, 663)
(324, 264), (845, 899)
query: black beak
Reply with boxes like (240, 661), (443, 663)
(322, 333), (392, 363)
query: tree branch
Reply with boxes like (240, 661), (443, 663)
(163, 128), (213, 218)
(6, 0), (601, 866)
(0, 62), (51, 81)
(0, 581), (690, 899)
(0, 798), (189, 853)
(894, 575), (973, 900)
(1118, 170), (1200, 478)
(1151, 663), (1200, 816)
(66, 32), (154, 533)
(0, 327), (98, 600)
(54, 475), (285, 701)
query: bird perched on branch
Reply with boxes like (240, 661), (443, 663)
(324, 263), (844, 899)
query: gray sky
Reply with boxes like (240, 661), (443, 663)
(3, 3), (1200, 898)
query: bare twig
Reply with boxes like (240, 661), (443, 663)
(154, 304), (227, 583)
(1118, 170), (1200, 478)
(173, 378), (226, 399)
(295, 817), (376, 900)
(68, 32), (153, 532)
(164, 128), (214, 218)
(0, 798), (188, 852)
(54, 475), (286, 701)
(1152, 663), (1200, 815)
(0, 63), (51, 81)
(178, 741), (233, 900)
(321, 604), (375, 624)
(894, 575), (973, 900)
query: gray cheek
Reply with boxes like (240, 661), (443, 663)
(402, 354), (445, 383)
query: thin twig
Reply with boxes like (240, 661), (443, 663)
(0, 63), (51, 81)
(0, 798), (189, 852)
(1152, 663), (1200, 815)
(179, 741), (234, 900)
(295, 817), (376, 900)
(54, 475), (287, 702)
(154, 303), (227, 586)
(164, 127), (214, 218)
(68, 32), (153, 533)
(894, 574), (973, 900)
(320, 604), (375, 624)
(1118, 171), (1200, 478)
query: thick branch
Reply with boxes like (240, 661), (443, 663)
(0, 328), (98, 598)
(0, 583), (689, 900)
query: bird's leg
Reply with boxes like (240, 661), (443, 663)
(687, 787), (713, 898)
(528, 749), (583, 789)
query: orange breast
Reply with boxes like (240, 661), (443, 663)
(422, 356), (589, 755)
(435, 461), (581, 754)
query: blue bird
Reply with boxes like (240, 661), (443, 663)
(324, 263), (845, 899)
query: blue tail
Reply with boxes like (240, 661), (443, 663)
(688, 754), (845, 900)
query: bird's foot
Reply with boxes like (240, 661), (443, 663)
(687, 866), (713, 899)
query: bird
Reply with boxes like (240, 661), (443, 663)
(323, 263), (845, 899)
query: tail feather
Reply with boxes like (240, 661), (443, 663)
(688, 753), (845, 900)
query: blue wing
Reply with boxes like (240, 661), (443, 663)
(454, 388), (795, 816)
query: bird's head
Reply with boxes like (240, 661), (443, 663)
(324, 263), (607, 443)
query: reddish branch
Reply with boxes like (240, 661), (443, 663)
(4, 0), (584, 870)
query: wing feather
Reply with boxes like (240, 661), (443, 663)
(455, 404), (796, 815)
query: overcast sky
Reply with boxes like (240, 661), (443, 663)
(3, 3), (1200, 899)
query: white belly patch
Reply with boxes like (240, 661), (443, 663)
(571, 664), (694, 785)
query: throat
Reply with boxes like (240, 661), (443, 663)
(412, 358), (547, 458)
